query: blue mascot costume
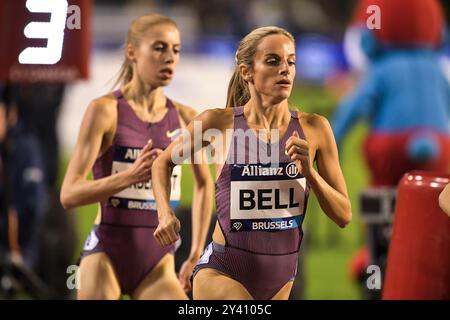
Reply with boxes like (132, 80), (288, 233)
(334, 0), (450, 186)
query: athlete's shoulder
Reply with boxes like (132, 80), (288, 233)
(201, 107), (233, 118)
(297, 111), (334, 148)
(171, 100), (232, 129)
(87, 93), (118, 117)
(171, 100), (198, 124)
(298, 111), (331, 131)
(171, 100), (194, 112)
(82, 93), (118, 132)
(197, 107), (234, 130)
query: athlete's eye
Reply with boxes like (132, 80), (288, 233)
(153, 44), (166, 52)
(266, 58), (279, 65)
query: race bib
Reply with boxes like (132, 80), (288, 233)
(230, 162), (306, 232)
(108, 146), (181, 211)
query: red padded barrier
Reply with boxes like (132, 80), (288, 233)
(383, 171), (450, 299)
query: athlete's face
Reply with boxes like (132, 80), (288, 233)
(129, 24), (181, 87)
(243, 34), (296, 103)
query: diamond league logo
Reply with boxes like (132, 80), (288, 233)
(110, 198), (120, 207)
(233, 222), (243, 231)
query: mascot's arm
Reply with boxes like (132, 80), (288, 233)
(332, 71), (380, 146)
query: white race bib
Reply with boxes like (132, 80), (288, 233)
(229, 162), (306, 231)
(108, 146), (181, 211)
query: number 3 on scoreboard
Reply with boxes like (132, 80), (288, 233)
(18, 0), (69, 65)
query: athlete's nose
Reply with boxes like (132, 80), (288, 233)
(164, 50), (175, 64)
(279, 60), (290, 76)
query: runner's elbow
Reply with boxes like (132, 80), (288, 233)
(60, 186), (76, 210)
(337, 210), (352, 228)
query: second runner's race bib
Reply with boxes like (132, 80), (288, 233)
(108, 145), (181, 211)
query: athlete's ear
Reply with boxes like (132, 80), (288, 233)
(239, 64), (253, 84)
(126, 43), (136, 62)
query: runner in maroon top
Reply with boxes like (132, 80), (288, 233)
(152, 26), (352, 300)
(191, 105), (310, 300)
(60, 14), (213, 300)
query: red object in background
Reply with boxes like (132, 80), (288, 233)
(383, 171), (450, 299)
(349, 247), (370, 281)
(364, 131), (450, 187)
(0, 0), (91, 83)
(351, 0), (444, 48)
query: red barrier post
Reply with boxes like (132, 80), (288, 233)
(383, 171), (450, 299)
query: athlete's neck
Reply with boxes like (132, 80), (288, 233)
(244, 97), (291, 131)
(122, 79), (166, 113)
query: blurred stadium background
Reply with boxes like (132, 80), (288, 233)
(1, 0), (449, 299)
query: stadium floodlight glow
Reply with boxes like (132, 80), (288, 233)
(18, 0), (68, 65)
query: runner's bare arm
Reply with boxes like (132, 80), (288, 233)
(60, 97), (157, 209)
(152, 108), (225, 246)
(175, 104), (214, 291)
(175, 103), (214, 256)
(287, 114), (351, 228)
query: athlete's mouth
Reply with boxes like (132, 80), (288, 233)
(276, 79), (291, 85)
(160, 68), (173, 78)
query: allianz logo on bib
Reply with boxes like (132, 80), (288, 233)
(241, 162), (298, 177)
(285, 163), (298, 178)
(124, 148), (142, 160)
